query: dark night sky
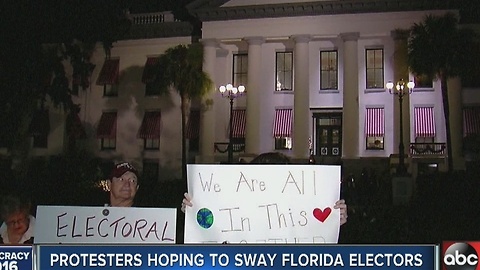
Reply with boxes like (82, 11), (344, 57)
(0, 0), (196, 44)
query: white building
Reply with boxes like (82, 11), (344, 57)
(186, 0), (480, 176)
(5, 2), (480, 182)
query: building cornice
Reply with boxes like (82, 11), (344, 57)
(188, 0), (458, 22)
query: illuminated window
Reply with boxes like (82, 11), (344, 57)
(320, 50), (338, 90)
(365, 49), (384, 89)
(276, 52), (293, 91)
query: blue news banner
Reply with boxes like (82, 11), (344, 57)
(0, 246), (33, 270)
(35, 244), (438, 270)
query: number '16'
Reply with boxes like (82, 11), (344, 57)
(0, 261), (18, 270)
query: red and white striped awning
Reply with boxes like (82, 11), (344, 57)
(463, 107), (480, 137)
(414, 107), (436, 137)
(142, 57), (159, 83)
(365, 107), (385, 137)
(231, 109), (246, 138)
(96, 112), (117, 139)
(273, 108), (293, 137)
(186, 110), (200, 139)
(138, 111), (161, 139)
(96, 59), (119, 85)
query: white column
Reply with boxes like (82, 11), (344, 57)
(447, 77), (465, 170)
(199, 39), (217, 163)
(340, 32), (359, 159)
(244, 37), (265, 156)
(292, 35), (311, 159)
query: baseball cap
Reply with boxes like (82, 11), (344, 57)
(109, 162), (139, 180)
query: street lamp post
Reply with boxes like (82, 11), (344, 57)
(219, 83), (245, 163)
(386, 79), (415, 175)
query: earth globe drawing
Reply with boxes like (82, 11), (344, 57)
(197, 208), (214, 229)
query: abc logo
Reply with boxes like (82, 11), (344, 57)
(444, 242), (478, 270)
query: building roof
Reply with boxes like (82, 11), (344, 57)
(187, 0), (459, 22)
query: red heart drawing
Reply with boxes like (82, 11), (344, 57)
(313, 207), (332, 222)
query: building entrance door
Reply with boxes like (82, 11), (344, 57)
(314, 113), (342, 157)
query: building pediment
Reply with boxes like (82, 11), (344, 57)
(187, 0), (458, 22)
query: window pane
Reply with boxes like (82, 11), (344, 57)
(320, 129), (328, 144)
(104, 84), (118, 97)
(145, 138), (160, 150)
(276, 52), (293, 91)
(374, 69), (383, 88)
(414, 74), (433, 88)
(233, 54), (248, 87)
(101, 138), (116, 150)
(320, 50), (338, 90)
(275, 137), (292, 150)
(332, 129), (339, 144)
(366, 136), (384, 150)
(146, 82), (161, 96)
(366, 49), (384, 89)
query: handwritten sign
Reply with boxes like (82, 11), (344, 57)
(184, 164), (341, 244)
(34, 206), (176, 244)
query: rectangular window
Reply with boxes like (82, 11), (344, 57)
(276, 52), (293, 91)
(273, 108), (293, 150)
(366, 49), (384, 89)
(365, 107), (385, 150)
(463, 107), (480, 137)
(414, 107), (436, 138)
(415, 137), (434, 143)
(143, 57), (161, 96)
(103, 84), (118, 97)
(145, 82), (161, 96)
(101, 138), (116, 150)
(233, 54), (248, 88)
(97, 58), (120, 97)
(320, 50), (338, 90)
(138, 111), (161, 149)
(275, 137), (292, 150)
(29, 109), (50, 148)
(144, 138), (160, 150)
(97, 111), (117, 150)
(366, 136), (384, 150)
(414, 74), (433, 88)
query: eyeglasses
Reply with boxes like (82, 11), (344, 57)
(6, 217), (28, 226)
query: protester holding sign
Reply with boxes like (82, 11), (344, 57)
(181, 152), (348, 243)
(107, 162), (139, 207)
(183, 152), (347, 226)
(0, 195), (35, 244)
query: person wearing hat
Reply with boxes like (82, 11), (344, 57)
(107, 162), (139, 207)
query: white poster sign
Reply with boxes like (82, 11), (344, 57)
(184, 164), (341, 244)
(34, 206), (177, 244)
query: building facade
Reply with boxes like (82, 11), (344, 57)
(3, 2), (480, 182)
(187, 0), (480, 175)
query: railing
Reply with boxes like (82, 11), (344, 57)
(131, 12), (175, 25)
(214, 142), (245, 153)
(409, 142), (446, 156)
